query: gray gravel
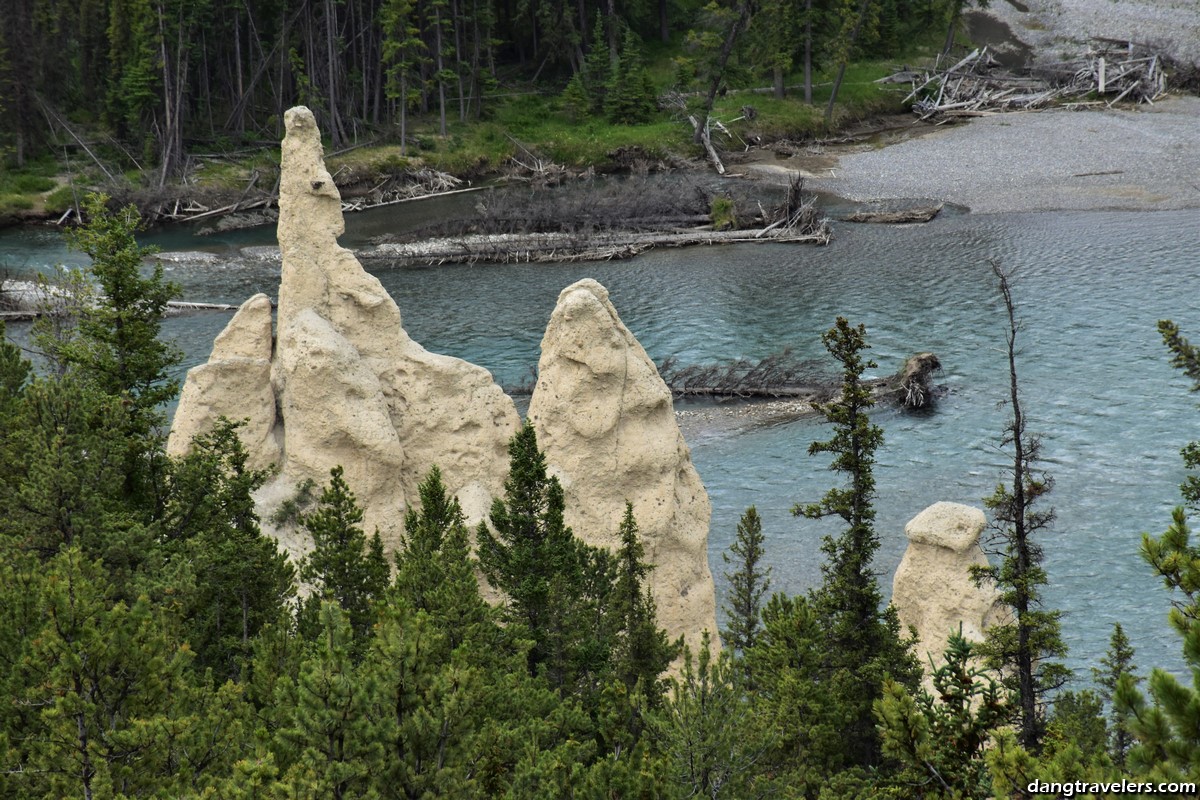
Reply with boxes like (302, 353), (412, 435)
(807, 96), (1200, 214)
(985, 0), (1200, 68)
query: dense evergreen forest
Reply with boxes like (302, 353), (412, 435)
(1, 0), (961, 182)
(2, 201), (1200, 797)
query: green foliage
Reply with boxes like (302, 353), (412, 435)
(58, 193), (180, 401)
(268, 476), (319, 527)
(163, 418), (296, 681)
(0, 193), (32, 210)
(1092, 623), (1140, 766)
(1042, 690), (1107, 764)
(272, 601), (377, 798)
(0, 375), (150, 585)
(37, 193), (182, 512)
(606, 29), (658, 124)
(0, 321), (30, 485)
(875, 630), (1010, 799)
(1114, 508), (1200, 783)
(971, 263), (1068, 751)
(9, 173), (54, 192)
(2, 548), (240, 799)
(477, 421), (614, 695)
(1159, 320), (1200, 508)
(710, 194), (737, 229)
(560, 73), (592, 123)
(785, 316), (919, 769)
(298, 466), (390, 647)
(395, 465), (493, 650)
(609, 501), (680, 705)
(583, 12), (614, 114)
(43, 185), (79, 215)
(360, 596), (484, 797)
(650, 631), (764, 799)
(721, 505), (770, 654)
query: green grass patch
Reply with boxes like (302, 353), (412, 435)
(710, 195), (736, 229)
(44, 185), (79, 215)
(0, 165), (60, 196)
(10, 174), (56, 193)
(0, 194), (34, 211)
(415, 93), (695, 173)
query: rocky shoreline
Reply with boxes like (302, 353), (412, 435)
(799, 94), (1200, 214)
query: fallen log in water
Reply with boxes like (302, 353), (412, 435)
(1, 279), (241, 319)
(844, 204), (943, 224)
(361, 221), (833, 267)
(651, 351), (942, 409)
(164, 300), (240, 316)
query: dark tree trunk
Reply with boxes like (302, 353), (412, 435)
(804, 0), (813, 104)
(695, 0), (752, 143)
(824, 0), (873, 127)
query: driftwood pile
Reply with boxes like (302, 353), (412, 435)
(366, 174), (831, 266)
(1034, 39), (1168, 106)
(894, 41), (1169, 121)
(340, 168), (475, 212)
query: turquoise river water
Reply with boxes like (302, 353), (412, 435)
(3, 202), (1198, 684)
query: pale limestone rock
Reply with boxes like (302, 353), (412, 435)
(170, 105), (519, 558)
(892, 502), (1008, 673)
(527, 278), (717, 654)
(168, 293), (280, 472)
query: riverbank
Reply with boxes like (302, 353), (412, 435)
(793, 94), (1200, 213)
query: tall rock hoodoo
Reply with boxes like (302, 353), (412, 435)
(892, 502), (1008, 672)
(170, 108), (718, 652)
(168, 106), (521, 553)
(527, 279), (718, 654)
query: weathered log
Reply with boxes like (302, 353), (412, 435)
(844, 204), (943, 224)
(362, 222), (832, 267)
(650, 350), (942, 408)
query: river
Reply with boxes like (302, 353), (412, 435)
(2, 203), (1197, 684)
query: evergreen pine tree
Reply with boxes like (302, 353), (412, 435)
(477, 421), (613, 695)
(1099, 323), (1200, 783)
(9, 548), (202, 799)
(362, 596), (485, 797)
(164, 418), (296, 681)
(0, 376), (151, 593)
(0, 320), (28, 414)
(0, 321), (30, 492)
(790, 316), (920, 768)
(651, 631), (763, 799)
(972, 263), (1068, 751)
(609, 501), (679, 704)
(273, 601), (378, 800)
(583, 12), (612, 114)
(395, 465), (494, 653)
(875, 628), (1011, 798)
(1042, 689), (1107, 763)
(1092, 622), (1140, 767)
(1158, 319), (1200, 508)
(560, 72), (592, 122)
(55, 193), (182, 509)
(605, 28), (657, 124)
(298, 466), (390, 647)
(722, 505), (770, 654)
(1115, 507), (1200, 783)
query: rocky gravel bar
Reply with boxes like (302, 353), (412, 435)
(807, 95), (1200, 214)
